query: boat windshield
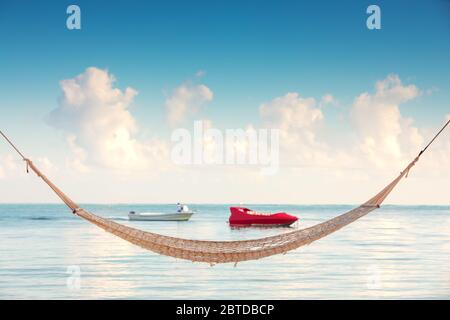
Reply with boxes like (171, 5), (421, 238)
(246, 211), (273, 216)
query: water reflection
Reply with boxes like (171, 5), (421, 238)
(0, 204), (449, 299)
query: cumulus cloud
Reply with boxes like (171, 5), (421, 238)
(0, 153), (57, 180)
(320, 94), (337, 107)
(47, 67), (168, 172)
(0, 154), (23, 179)
(259, 92), (339, 166)
(351, 74), (423, 167)
(4, 69), (448, 204)
(165, 83), (213, 126)
(36, 157), (55, 172)
(260, 93), (323, 131)
(65, 134), (89, 173)
(2, 154), (19, 171)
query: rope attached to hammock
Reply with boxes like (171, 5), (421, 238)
(0, 119), (449, 264)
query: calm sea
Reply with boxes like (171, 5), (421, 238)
(0, 204), (449, 299)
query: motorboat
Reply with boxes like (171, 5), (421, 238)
(229, 207), (298, 227)
(128, 211), (194, 221)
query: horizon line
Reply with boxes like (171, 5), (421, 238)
(0, 202), (449, 207)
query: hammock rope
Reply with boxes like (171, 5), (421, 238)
(1, 119), (449, 264)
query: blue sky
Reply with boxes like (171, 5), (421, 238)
(0, 1), (449, 204)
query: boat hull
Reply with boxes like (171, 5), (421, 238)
(229, 207), (298, 227)
(128, 212), (194, 221)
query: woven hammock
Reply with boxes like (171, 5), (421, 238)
(1, 120), (449, 264)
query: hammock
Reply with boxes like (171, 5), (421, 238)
(1, 120), (449, 264)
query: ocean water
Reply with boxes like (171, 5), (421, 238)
(0, 204), (449, 299)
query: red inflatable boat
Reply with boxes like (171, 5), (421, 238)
(229, 207), (298, 227)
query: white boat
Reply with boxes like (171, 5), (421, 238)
(128, 211), (194, 221)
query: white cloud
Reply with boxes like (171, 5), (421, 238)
(351, 74), (423, 167)
(0, 153), (57, 181)
(320, 94), (337, 107)
(47, 67), (168, 172)
(66, 134), (89, 173)
(259, 92), (340, 166)
(260, 93), (323, 132)
(2, 154), (19, 171)
(0, 154), (22, 179)
(165, 83), (213, 126)
(36, 157), (55, 172)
